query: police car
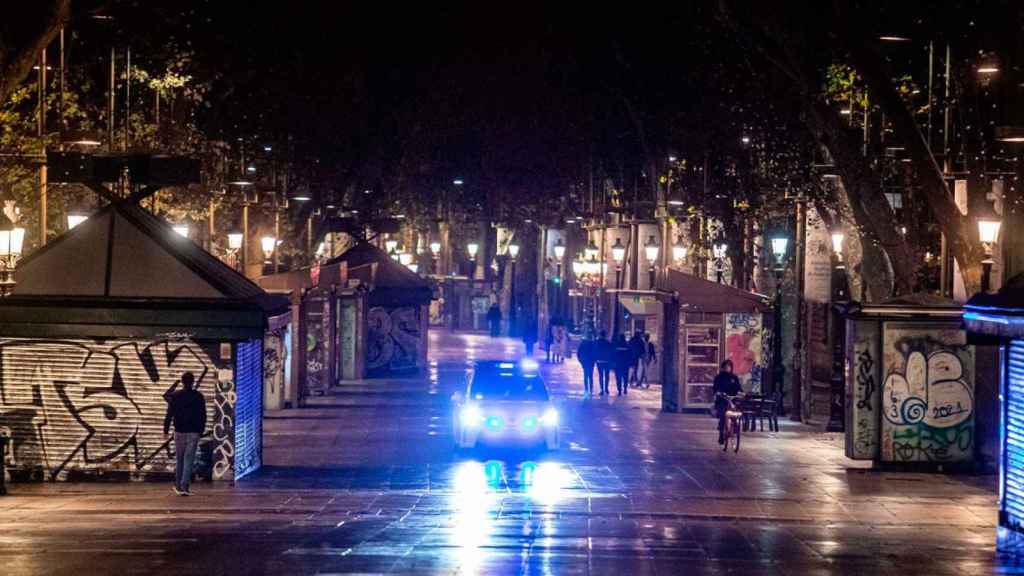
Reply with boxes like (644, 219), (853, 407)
(452, 359), (560, 450)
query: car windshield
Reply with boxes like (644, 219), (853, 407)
(470, 365), (548, 401)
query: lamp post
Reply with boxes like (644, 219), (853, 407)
(769, 236), (789, 398)
(467, 241), (479, 277)
(611, 237), (626, 336)
(227, 232), (243, 271)
(261, 236), (277, 271)
(553, 238), (566, 280)
(508, 241), (520, 336)
(644, 235), (659, 288)
(826, 230), (848, 432)
(672, 236), (688, 268)
(611, 237), (626, 288)
(978, 216), (1002, 293)
(385, 237), (399, 255)
(0, 212), (26, 296)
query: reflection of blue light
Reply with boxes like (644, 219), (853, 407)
(521, 416), (538, 430)
(499, 362), (516, 369)
(485, 416), (503, 430)
(485, 460), (503, 489)
(520, 461), (537, 485)
(520, 358), (539, 371)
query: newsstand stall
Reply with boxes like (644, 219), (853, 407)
(0, 203), (287, 482)
(662, 270), (771, 410)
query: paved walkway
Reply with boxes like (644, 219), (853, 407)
(0, 329), (1005, 575)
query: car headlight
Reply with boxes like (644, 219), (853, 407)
(541, 407), (559, 427)
(460, 405), (482, 427)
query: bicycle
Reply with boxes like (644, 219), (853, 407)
(715, 393), (742, 453)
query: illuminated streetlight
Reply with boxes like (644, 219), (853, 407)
(611, 238), (626, 289)
(672, 237), (688, 263)
(173, 224), (189, 238)
(467, 241), (479, 258)
(508, 241), (520, 260)
(453, 178), (464, 186)
(0, 215), (25, 296)
(385, 238), (398, 254)
(399, 252), (413, 266)
(261, 236), (277, 260)
(831, 232), (845, 258)
(584, 240), (599, 261)
(553, 238), (566, 261)
(771, 237), (789, 265)
(430, 240), (441, 257)
(644, 235), (659, 287)
(227, 232), (243, 251)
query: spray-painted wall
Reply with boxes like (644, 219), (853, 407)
(724, 312), (765, 393)
(0, 337), (244, 481)
(880, 323), (974, 463)
(367, 306), (424, 376)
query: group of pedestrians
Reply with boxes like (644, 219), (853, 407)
(576, 330), (656, 398)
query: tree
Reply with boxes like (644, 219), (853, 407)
(0, 1), (69, 105)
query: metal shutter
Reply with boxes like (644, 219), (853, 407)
(233, 339), (262, 480)
(1004, 340), (1024, 529)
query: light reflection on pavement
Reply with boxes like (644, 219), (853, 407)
(0, 328), (1003, 575)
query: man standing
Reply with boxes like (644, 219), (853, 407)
(628, 331), (645, 387)
(486, 303), (502, 337)
(577, 334), (596, 398)
(595, 330), (614, 396)
(613, 333), (632, 396)
(163, 372), (207, 496)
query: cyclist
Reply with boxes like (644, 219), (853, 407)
(713, 359), (743, 445)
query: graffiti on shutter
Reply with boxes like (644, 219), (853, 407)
(0, 338), (237, 481)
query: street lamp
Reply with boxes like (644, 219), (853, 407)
(399, 251), (414, 266)
(827, 229), (849, 432)
(584, 240), (599, 261)
(611, 237), (626, 288)
(769, 235), (790, 398)
(644, 235), (659, 288)
(507, 240), (520, 336)
(978, 216), (1002, 293)
(508, 241), (520, 260)
(261, 236), (277, 262)
(467, 241), (479, 258)
(831, 232), (845, 263)
(226, 232), (243, 271)
(385, 238), (398, 254)
(430, 240), (441, 258)
(173, 224), (189, 238)
(672, 236), (688, 264)
(0, 216), (25, 296)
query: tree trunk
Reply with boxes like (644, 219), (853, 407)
(0, 0), (69, 104)
(837, 27), (985, 295)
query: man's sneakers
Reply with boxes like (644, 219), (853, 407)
(173, 486), (193, 496)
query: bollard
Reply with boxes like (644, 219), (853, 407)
(0, 434), (7, 495)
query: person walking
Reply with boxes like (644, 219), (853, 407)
(523, 317), (538, 357)
(545, 322), (555, 363)
(163, 372), (207, 496)
(553, 323), (567, 363)
(640, 333), (656, 388)
(595, 330), (614, 396)
(628, 330), (645, 387)
(577, 334), (596, 398)
(613, 333), (631, 396)
(486, 303), (502, 337)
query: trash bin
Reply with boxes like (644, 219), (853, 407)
(194, 438), (216, 482)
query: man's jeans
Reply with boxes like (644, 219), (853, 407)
(174, 432), (200, 492)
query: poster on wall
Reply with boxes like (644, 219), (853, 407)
(880, 322), (974, 463)
(724, 312), (764, 393)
